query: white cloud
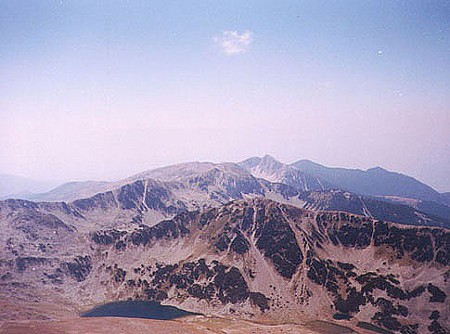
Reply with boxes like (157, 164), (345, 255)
(214, 30), (254, 55)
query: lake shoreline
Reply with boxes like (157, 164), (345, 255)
(81, 300), (200, 320)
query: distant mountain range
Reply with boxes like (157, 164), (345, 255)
(291, 159), (446, 204)
(19, 180), (113, 202)
(1, 155), (448, 334)
(0, 174), (59, 199)
(1, 156), (449, 226)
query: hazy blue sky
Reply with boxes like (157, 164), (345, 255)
(1, 1), (449, 191)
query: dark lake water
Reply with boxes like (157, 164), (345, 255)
(81, 301), (198, 320)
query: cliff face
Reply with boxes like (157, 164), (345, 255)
(0, 197), (448, 334)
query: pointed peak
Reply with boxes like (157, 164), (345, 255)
(261, 154), (277, 161)
(239, 155), (283, 169)
(260, 154), (283, 165)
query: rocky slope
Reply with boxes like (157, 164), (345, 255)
(298, 190), (449, 228)
(239, 155), (329, 191)
(376, 196), (450, 223)
(0, 164), (267, 235)
(1, 166), (445, 235)
(0, 198), (448, 334)
(4, 157), (448, 225)
(241, 156), (449, 224)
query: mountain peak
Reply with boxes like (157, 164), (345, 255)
(367, 166), (387, 173)
(238, 156), (326, 191)
(291, 159), (325, 170)
(238, 155), (286, 183)
(261, 154), (278, 161)
(259, 154), (284, 168)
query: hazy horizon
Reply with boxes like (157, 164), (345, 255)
(1, 2), (449, 192)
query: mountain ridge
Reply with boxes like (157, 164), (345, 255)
(3, 157), (447, 205)
(0, 173), (60, 199)
(291, 159), (443, 204)
(1, 157), (447, 229)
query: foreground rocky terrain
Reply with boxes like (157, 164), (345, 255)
(0, 316), (363, 334)
(0, 195), (448, 334)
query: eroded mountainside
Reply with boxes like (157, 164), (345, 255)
(299, 190), (449, 228)
(4, 157), (448, 226)
(239, 155), (329, 191)
(0, 198), (448, 334)
(1, 159), (446, 239)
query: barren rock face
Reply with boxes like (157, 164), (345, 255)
(0, 196), (448, 334)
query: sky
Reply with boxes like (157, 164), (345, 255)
(1, 1), (449, 191)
